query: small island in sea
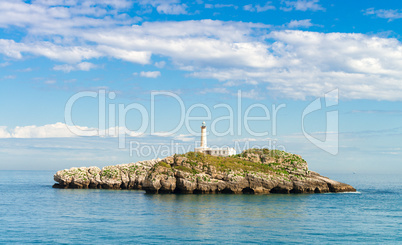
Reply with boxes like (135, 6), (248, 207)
(53, 148), (356, 194)
(53, 122), (355, 194)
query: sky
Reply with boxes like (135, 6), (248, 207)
(0, 0), (401, 174)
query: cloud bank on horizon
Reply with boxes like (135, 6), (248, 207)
(1, 0), (402, 101)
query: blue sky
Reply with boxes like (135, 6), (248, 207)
(0, 0), (401, 174)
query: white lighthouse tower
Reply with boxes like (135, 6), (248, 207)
(194, 122), (236, 156)
(200, 121), (207, 148)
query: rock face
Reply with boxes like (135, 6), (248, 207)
(53, 149), (356, 194)
(53, 159), (158, 189)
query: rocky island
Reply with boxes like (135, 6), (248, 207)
(53, 149), (356, 194)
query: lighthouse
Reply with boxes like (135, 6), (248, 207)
(194, 122), (236, 156)
(200, 121), (207, 148)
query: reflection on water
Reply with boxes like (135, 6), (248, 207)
(146, 193), (311, 219)
(144, 194), (312, 242)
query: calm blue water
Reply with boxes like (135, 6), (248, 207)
(0, 171), (401, 244)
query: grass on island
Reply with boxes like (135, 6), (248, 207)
(168, 149), (307, 176)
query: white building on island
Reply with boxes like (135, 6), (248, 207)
(194, 122), (236, 157)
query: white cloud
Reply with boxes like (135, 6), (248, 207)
(97, 46), (151, 64)
(0, 0), (133, 32)
(84, 21), (274, 70)
(152, 131), (172, 137)
(18, 67), (32, 72)
(44, 80), (56, 84)
(287, 19), (313, 28)
(139, 0), (187, 15)
(192, 30), (402, 100)
(156, 3), (187, 15)
(281, 0), (324, 12)
(174, 134), (195, 142)
(364, 8), (402, 21)
(4, 75), (16, 79)
(239, 89), (264, 100)
(0, 62), (10, 67)
(206, 4), (238, 10)
(0, 16), (271, 68)
(0, 122), (145, 138)
(32, 0), (133, 9)
(139, 71), (161, 78)
(154, 61), (166, 68)
(200, 87), (229, 94)
(53, 62), (97, 72)
(77, 62), (97, 71)
(0, 39), (102, 63)
(1, 1), (402, 101)
(152, 132), (195, 142)
(142, 131), (196, 142)
(10, 122), (95, 138)
(0, 126), (11, 138)
(102, 126), (144, 137)
(0, 39), (23, 59)
(243, 2), (275, 12)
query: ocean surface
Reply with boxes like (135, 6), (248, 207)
(0, 171), (401, 244)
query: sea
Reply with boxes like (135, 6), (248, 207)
(0, 171), (401, 244)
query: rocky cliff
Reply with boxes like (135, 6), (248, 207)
(53, 149), (356, 194)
